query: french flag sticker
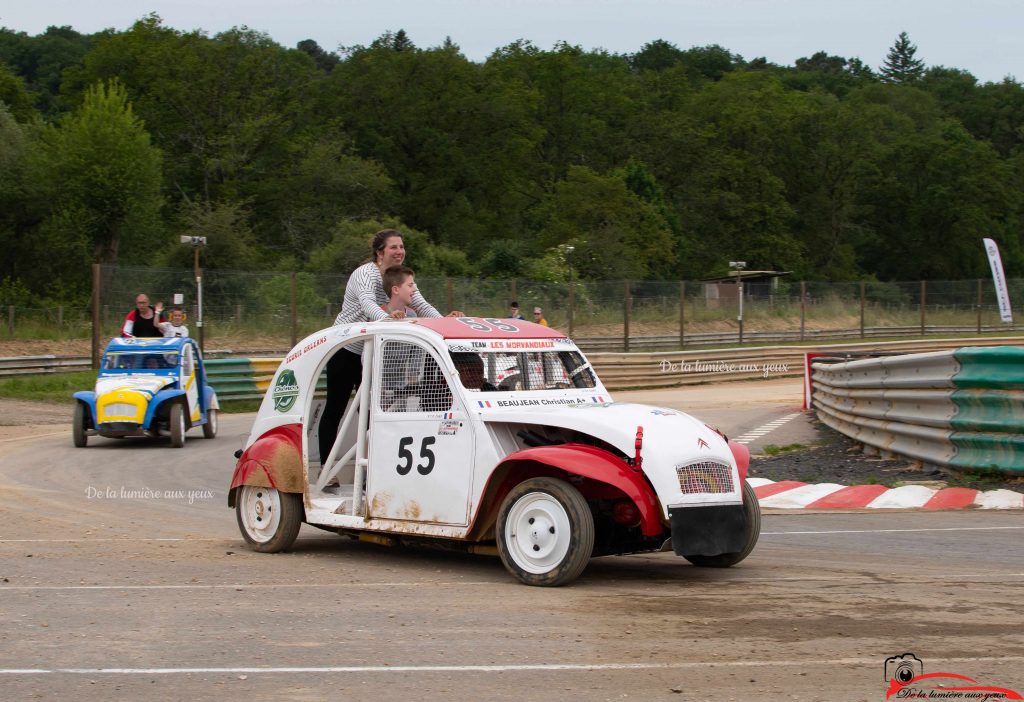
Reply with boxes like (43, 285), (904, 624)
(478, 400), (492, 408)
(442, 412), (454, 419)
(591, 395), (605, 403)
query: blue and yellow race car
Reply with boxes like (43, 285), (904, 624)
(72, 337), (219, 448)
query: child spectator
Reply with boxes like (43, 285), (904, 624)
(381, 265), (419, 318)
(158, 307), (190, 338)
(509, 301), (525, 320)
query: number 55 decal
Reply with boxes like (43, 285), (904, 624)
(396, 436), (437, 476)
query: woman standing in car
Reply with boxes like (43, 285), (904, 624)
(318, 229), (461, 465)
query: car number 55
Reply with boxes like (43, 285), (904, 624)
(396, 436), (436, 475)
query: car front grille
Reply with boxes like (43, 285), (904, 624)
(675, 460), (735, 494)
(101, 402), (141, 420)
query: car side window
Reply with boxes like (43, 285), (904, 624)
(378, 340), (453, 413)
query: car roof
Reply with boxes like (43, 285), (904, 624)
(104, 337), (189, 352)
(406, 317), (566, 340)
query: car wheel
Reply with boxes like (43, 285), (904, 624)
(169, 403), (186, 448)
(235, 485), (303, 553)
(202, 409), (218, 439)
(496, 477), (594, 587)
(683, 480), (761, 568)
(72, 403), (88, 448)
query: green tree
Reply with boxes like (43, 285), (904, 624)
(296, 39), (338, 72)
(880, 32), (925, 84)
(860, 119), (1018, 278)
(531, 165), (674, 280)
(308, 218), (471, 279)
(0, 62), (37, 121)
(29, 79), (163, 268)
(0, 25), (95, 114)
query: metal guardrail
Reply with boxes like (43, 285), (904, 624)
(810, 346), (1024, 475)
(0, 355), (92, 377)
(589, 336), (1024, 390)
(574, 324), (1024, 352)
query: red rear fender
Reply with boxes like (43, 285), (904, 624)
(228, 423), (305, 506)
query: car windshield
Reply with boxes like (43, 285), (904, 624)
(449, 349), (596, 392)
(101, 352), (179, 371)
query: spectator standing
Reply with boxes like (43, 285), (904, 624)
(509, 302), (525, 320)
(318, 230), (462, 465)
(533, 307), (549, 327)
(121, 293), (165, 338)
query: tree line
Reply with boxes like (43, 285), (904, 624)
(1, 17), (1022, 307)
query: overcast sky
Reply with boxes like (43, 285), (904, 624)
(2, 0), (1020, 83)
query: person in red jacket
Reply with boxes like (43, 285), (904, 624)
(121, 293), (165, 338)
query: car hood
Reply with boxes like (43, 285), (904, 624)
(477, 400), (732, 462)
(476, 400), (741, 509)
(95, 375), (176, 398)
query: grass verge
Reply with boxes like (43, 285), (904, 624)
(0, 371), (95, 403)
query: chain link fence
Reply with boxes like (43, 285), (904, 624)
(1, 265), (1021, 358)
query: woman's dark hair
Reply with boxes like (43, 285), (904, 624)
(371, 229), (403, 263)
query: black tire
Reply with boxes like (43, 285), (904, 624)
(202, 409), (218, 439)
(169, 402), (186, 448)
(496, 477), (595, 587)
(72, 402), (88, 448)
(684, 480), (761, 568)
(235, 485), (304, 553)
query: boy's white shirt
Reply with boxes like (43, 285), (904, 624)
(160, 321), (190, 338)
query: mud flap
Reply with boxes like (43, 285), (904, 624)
(669, 504), (747, 557)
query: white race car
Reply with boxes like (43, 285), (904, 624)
(229, 317), (758, 586)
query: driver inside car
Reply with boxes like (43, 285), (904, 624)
(451, 353), (497, 392)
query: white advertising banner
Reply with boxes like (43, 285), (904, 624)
(983, 238), (1013, 323)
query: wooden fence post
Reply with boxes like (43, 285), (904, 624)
(567, 280), (575, 338)
(290, 271), (298, 347)
(860, 281), (866, 339)
(799, 281), (806, 341)
(91, 264), (101, 369)
(976, 278), (983, 333)
(920, 280), (927, 335)
(679, 281), (686, 348)
(623, 281), (631, 353)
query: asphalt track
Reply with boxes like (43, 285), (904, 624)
(1, 379), (1022, 701)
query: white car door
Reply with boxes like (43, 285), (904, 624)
(367, 337), (475, 526)
(181, 343), (201, 422)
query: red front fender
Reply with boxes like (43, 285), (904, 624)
(729, 440), (750, 482)
(479, 443), (664, 537)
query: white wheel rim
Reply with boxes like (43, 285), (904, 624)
(504, 492), (572, 575)
(239, 486), (282, 543)
(208, 410), (218, 434)
(176, 408), (185, 437)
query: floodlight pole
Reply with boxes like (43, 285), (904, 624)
(180, 236), (207, 354)
(194, 246), (203, 354)
(729, 261), (747, 345)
